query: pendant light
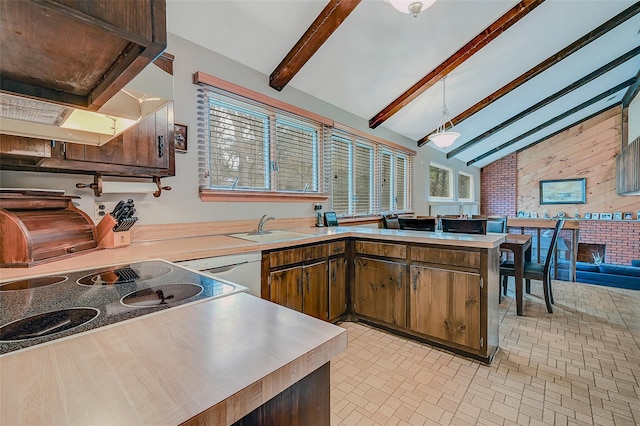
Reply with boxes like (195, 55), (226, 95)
(385, 0), (436, 17)
(427, 76), (460, 148)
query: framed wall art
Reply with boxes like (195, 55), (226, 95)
(174, 123), (187, 152)
(539, 178), (586, 204)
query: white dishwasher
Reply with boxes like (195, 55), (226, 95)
(176, 252), (262, 297)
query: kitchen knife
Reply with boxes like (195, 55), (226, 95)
(110, 200), (125, 217)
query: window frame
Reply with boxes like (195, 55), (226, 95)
(457, 170), (475, 202)
(429, 162), (454, 201)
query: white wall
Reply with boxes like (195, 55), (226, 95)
(0, 33), (479, 226)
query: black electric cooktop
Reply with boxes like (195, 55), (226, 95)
(0, 260), (244, 355)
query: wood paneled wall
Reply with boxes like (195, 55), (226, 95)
(517, 106), (639, 217)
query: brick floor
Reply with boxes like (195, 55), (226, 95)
(331, 279), (640, 425)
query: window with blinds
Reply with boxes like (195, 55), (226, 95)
(329, 130), (412, 217)
(199, 86), (328, 193)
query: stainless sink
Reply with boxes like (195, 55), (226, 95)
(229, 230), (313, 244)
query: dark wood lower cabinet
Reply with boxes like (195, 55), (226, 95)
(233, 363), (330, 426)
(354, 257), (406, 327)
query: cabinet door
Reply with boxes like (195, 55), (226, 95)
(409, 265), (481, 350)
(269, 266), (302, 312)
(354, 257), (406, 327)
(302, 261), (328, 320)
(329, 257), (346, 320)
(65, 104), (172, 170)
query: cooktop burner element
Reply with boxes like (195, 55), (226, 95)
(0, 260), (244, 355)
(77, 264), (172, 286)
(121, 284), (203, 307)
(0, 276), (68, 291)
(0, 308), (99, 342)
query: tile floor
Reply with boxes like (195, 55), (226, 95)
(330, 279), (640, 425)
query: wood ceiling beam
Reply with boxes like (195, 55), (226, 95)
(421, 2), (640, 149)
(465, 78), (635, 166)
(445, 46), (640, 158)
(269, 0), (361, 92)
(368, 0), (544, 129)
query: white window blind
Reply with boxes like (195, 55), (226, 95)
(197, 86), (329, 193)
(329, 129), (412, 217)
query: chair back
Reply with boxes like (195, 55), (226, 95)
(398, 218), (436, 231)
(543, 219), (565, 275)
(441, 218), (487, 235)
(486, 216), (507, 233)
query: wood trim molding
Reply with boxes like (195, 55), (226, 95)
(199, 188), (329, 203)
(193, 71), (334, 126)
(269, 0), (362, 91)
(419, 2), (640, 147)
(333, 122), (417, 155)
(368, 0), (544, 129)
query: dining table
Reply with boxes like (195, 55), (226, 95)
(500, 234), (533, 316)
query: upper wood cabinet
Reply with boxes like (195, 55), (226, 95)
(0, 102), (175, 178)
(64, 103), (175, 175)
(0, 0), (166, 111)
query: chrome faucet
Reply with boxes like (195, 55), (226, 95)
(257, 214), (275, 234)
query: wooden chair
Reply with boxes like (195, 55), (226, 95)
(441, 218), (487, 235)
(500, 219), (565, 313)
(398, 218), (436, 231)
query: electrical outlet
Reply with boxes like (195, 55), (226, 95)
(94, 201), (117, 221)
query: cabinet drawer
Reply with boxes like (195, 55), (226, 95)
(411, 246), (480, 269)
(355, 241), (406, 259)
(269, 243), (328, 268)
(329, 240), (346, 256)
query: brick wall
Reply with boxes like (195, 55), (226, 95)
(480, 152), (640, 265)
(578, 220), (640, 265)
(480, 153), (516, 216)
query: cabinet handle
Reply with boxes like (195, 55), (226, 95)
(306, 270), (310, 292)
(158, 135), (164, 158)
(297, 277), (301, 295)
(413, 272), (419, 290)
(331, 269), (336, 284)
(398, 271), (403, 289)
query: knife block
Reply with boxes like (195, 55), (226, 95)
(97, 215), (131, 248)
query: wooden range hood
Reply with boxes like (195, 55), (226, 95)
(0, 0), (170, 146)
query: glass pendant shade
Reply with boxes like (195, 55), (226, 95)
(386, 0), (436, 17)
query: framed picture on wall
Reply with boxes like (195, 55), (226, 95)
(591, 213), (599, 220)
(174, 123), (187, 152)
(623, 212), (633, 220)
(613, 212), (622, 220)
(584, 213), (591, 219)
(600, 213), (613, 220)
(539, 178), (586, 204)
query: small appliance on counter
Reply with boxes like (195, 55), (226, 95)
(96, 199), (139, 248)
(0, 190), (98, 267)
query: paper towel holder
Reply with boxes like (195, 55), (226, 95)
(76, 174), (171, 198)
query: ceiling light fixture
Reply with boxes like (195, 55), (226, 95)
(427, 76), (460, 149)
(385, 0), (436, 17)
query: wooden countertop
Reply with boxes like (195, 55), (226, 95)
(0, 292), (347, 425)
(0, 226), (504, 281)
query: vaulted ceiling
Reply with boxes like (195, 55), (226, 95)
(167, 0), (640, 168)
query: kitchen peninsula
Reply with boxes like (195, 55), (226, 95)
(0, 226), (504, 425)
